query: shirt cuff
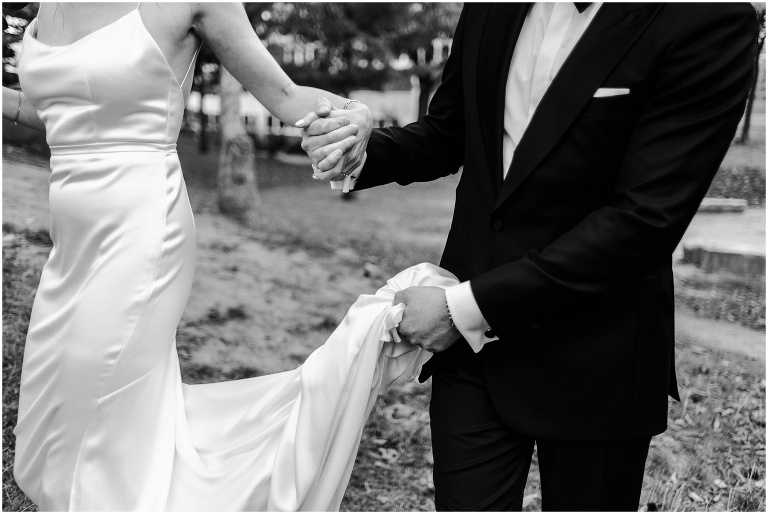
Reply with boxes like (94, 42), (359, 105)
(444, 281), (499, 353)
(330, 152), (367, 192)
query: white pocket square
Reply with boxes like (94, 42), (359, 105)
(594, 88), (630, 98)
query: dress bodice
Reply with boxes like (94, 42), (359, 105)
(18, 9), (192, 150)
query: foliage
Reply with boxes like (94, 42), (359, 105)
(250, 3), (395, 95)
(707, 166), (766, 207)
(192, 3), (462, 98)
(676, 272), (766, 331)
(2, 3), (36, 87)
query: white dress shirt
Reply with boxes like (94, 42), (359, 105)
(336, 2), (603, 351)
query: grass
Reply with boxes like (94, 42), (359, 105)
(2, 138), (765, 511)
(4, 233), (764, 512)
(642, 339), (765, 512)
(2, 236), (44, 513)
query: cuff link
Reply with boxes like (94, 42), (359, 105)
(484, 328), (496, 339)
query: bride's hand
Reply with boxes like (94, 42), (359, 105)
(297, 97), (372, 181)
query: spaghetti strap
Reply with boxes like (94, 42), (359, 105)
(135, 2), (141, 10)
(180, 43), (202, 88)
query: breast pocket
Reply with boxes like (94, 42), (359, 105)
(578, 90), (641, 120)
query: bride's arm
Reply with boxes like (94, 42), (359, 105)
(192, 3), (367, 128)
(3, 87), (45, 131)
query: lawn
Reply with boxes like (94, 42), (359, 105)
(2, 137), (765, 511)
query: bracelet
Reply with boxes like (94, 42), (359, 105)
(445, 299), (456, 329)
(342, 99), (360, 110)
(11, 91), (21, 126)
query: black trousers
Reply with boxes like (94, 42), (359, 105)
(429, 350), (651, 511)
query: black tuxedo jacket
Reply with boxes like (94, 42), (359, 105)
(357, 3), (758, 440)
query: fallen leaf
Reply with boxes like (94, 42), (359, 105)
(377, 447), (399, 463)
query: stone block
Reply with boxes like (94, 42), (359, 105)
(682, 239), (765, 277)
(698, 198), (748, 213)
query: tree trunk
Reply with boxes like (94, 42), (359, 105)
(739, 40), (763, 145)
(417, 67), (438, 118)
(218, 66), (259, 220)
(197, 72), (208, 154)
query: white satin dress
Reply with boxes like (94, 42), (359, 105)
(14, 6), (456, 511)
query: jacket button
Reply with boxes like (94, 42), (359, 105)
(492, 220), (505, 232)
(484, 328), (496, 339)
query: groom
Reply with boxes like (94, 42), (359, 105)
(300, 3), (757, 510)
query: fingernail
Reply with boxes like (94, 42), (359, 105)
(295, 119), (305, 127)
(351, 124), (358, 131)
(312, 175), (319, 180)
(344, 119), (350, 126)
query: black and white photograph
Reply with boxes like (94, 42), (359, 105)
(1, 1), (766, 511)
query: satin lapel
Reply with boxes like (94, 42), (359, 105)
(476, 3), (530, 191)
(493, 3), (662, 211)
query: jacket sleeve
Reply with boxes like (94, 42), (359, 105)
(354, 5), (468, 190)
(469, 4), (759, 338)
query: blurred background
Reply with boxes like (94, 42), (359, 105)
(2, 3), (765, 512)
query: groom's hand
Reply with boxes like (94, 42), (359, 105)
(298, 97), (372, 181)
(393, 287), (462, 353)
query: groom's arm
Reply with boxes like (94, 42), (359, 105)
(466, 4), (758, 346)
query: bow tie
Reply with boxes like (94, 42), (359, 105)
(574, 2), (592, 13)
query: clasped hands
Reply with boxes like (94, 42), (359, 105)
(297, 98), (461, 353)
(295, 97), (370, 181)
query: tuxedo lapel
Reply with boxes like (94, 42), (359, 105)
(493, 3), (662, 212)
(476, 3), (530, 191)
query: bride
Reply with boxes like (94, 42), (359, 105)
(3, 2), (457, 510)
